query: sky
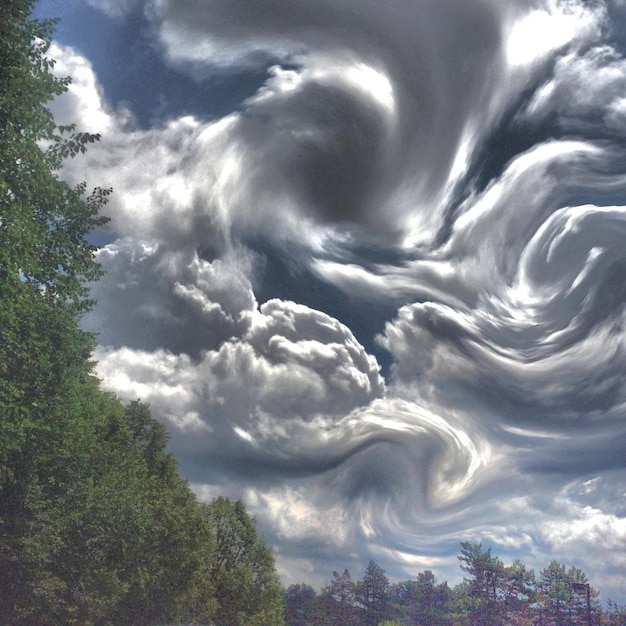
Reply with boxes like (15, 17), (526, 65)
(34, 0), (626, 601)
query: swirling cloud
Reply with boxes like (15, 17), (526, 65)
(44, 0), (626, 602)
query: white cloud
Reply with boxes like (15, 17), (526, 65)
(377, 200), (626, 428)
(505, 0), (604, 68)
(140, 0), (546, 247)
(49, 43), (118, 134)
(83, 238), (256, 354)
(95, 298), (384, 458)
(498, 485), (626, 602)
(524, 44), (626, 133)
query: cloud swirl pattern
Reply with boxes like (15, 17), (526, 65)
(47, 0), (626, 599)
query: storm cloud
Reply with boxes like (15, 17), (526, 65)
(40, 0), (626, 599)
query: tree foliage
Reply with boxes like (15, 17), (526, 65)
(285, 583), (318, 626)
(458, 541), (508, 625)
(390, 569), (454, 626)
(356, 560), (392, 626)
(0, 0), (110, 488)
(206, 496), (285, 626)
(0, 4), (284, 624)
(536, 560), (601, 626)
(603, 599), (626, 626)
(315, 569), (359, 626)
(285, 550), (613, 626)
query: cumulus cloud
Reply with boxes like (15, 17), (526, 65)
(48, 43), (121, 135)
(83, 238), (256, 355)
(95, 298), (385, 463)
(45, 0), (626, 601)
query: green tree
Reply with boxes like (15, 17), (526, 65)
(356, 560), (392, 626)
(111, 402), (215, 626)
(1, 388), (213, 624)
(536, 561), (571, 626)
(123, 400), (178, 483)
(0, 6), (285, 624)
(285, 583), (317, 626)
(503, 559), (535, 625)
(0, 0), (109, 432)
(391, 570), (454, 626)
(536, 561), (600, 626)
(458, 542), (507, 626)
(602, 599), (626, 626)
(206, 496), (285, 626)
(0, 3), (114, 621)
(315, 569), (359, 626)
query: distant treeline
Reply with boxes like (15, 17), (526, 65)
(285, 548), (626, 626)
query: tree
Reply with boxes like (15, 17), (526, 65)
(1, 386), (214, 624)
(0, 3), (114, 621)
(391, 570), (454, 626)
(0, 6), (286, 624)
(110, 402), (215, 626)
(285, 583), (317, 626)
(356, 560), (392, 626)
(537, 561), (570, 626)
(458, 542), (507, 626)
(503, 559), (535, 625)
(123, 400), (178, 482)
(536, 561), (600, 626)
(0, 0), (109, 429)
(315, 569), (359, 626)
(602, 599), (626, 626)
(205, 496), (285, 626)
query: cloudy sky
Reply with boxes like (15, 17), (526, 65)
(35, 0), (626, 600)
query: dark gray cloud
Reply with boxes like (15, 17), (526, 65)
(147, 0), (514, 243)
(83, 238), (256, 355)
(44, 0), (626, 601)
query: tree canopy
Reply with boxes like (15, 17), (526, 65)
(0, 3), (284, 624)
(0, 0), (109, 484)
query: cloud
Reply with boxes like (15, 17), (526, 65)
(48, 43), (118, 134)
(143, 0), (514, 245)
(84, 0), (143, 18)
(83, 238), (256, 355)
(524, 44), (626, 134)
(181, 394), (503, 589)
(95, 298), (385, 465)
(45, 0), (626, 602)
(505, 0), (604, 68)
